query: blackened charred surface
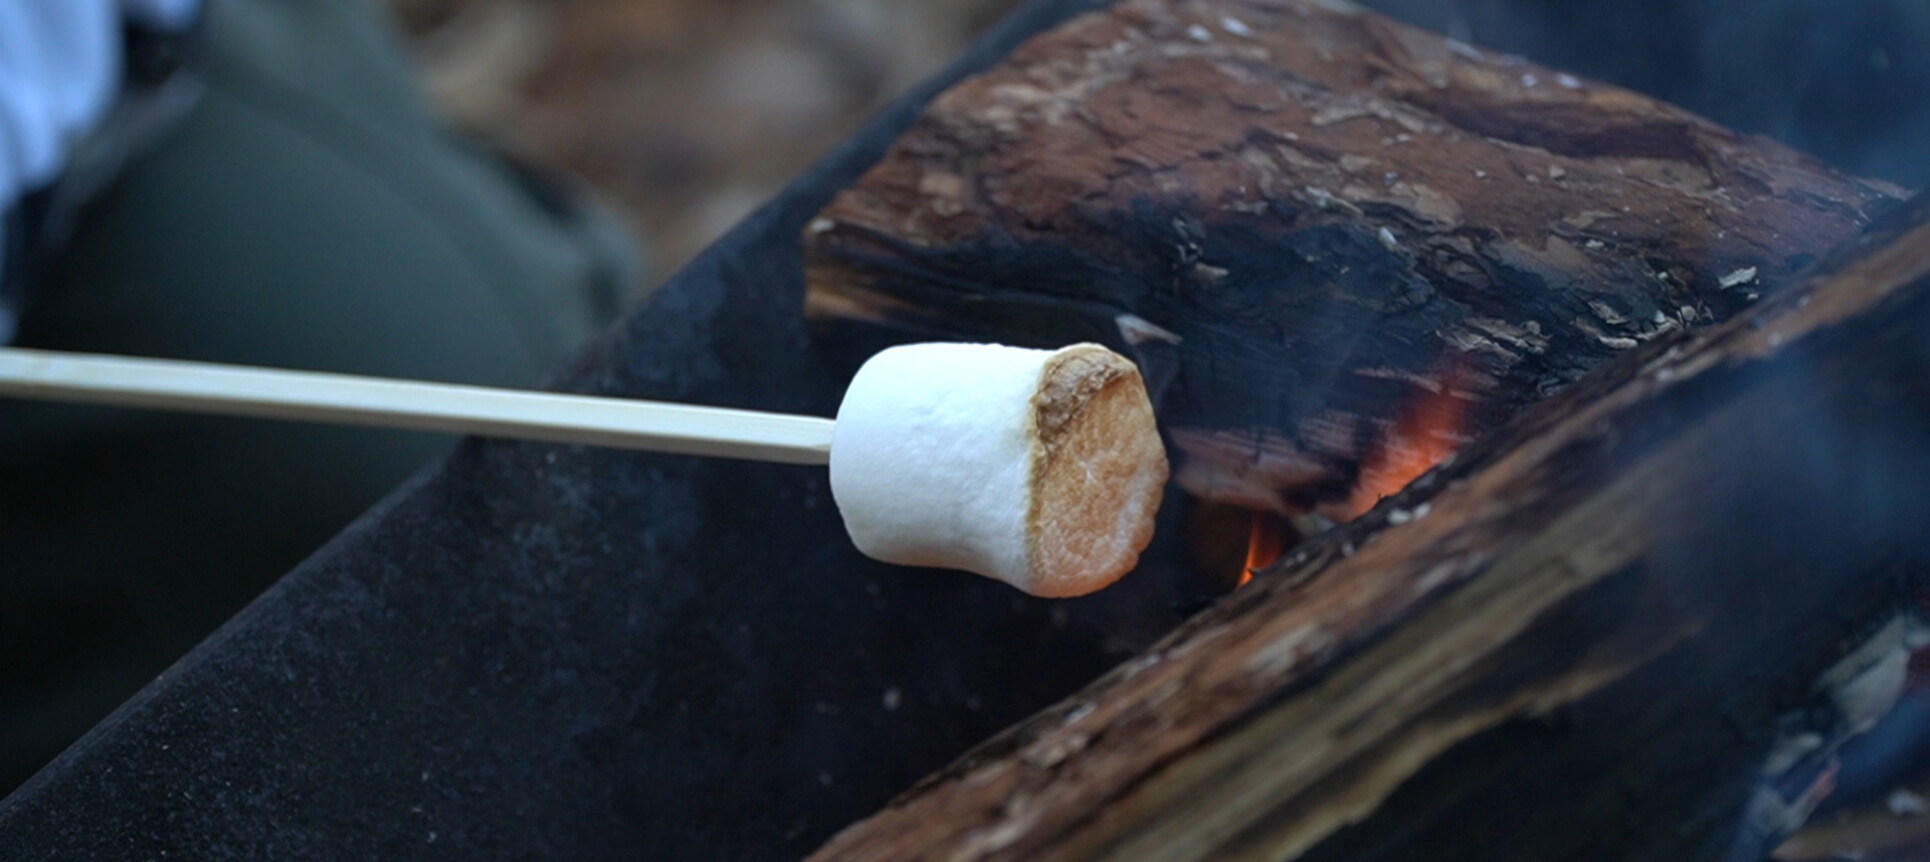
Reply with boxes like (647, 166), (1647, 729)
(1297, 306), (1930, 861)
(812, 198), (1667, 512)
(801, 221), (1140, 349)
(807, 189), (1930, 861)
(804, 0), (1901, 515)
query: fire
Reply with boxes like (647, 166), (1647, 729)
(1344, 363), (1472, 519)
(1239, 510), (1287, 588)
(1226, 360), (1474, 590)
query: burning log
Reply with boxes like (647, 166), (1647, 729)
(802, 0), (1905, 521)
(789, 1), (1930, 856)
(807, 181), (1930, 862)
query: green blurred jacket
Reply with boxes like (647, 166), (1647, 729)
(0, 0), (637, 793)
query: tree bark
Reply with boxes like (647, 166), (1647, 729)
(801, 0), (1906, 519)
(807, 187), (1930, 860)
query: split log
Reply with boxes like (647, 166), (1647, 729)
(801, 0), (1906, 519)
(808, 189), (1930, 860)
(799, 2), (1928, 855)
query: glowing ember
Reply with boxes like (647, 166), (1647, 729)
(1344, 363), (1472, 518)
(1239, 510), (1287, 588)
(1226, 360), (1474, 590)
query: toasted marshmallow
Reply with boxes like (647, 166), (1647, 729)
(829, 342), (1167, 597)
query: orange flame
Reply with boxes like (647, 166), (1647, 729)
(1225, 360), (1474, 589)
(1239, 510), (1287, 588)
(1344, 363), (1472, 519)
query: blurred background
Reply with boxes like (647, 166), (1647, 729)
(384, 0), (1025, 291)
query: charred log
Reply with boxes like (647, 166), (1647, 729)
(807, 191), (1930, 860)
(801, 0), (1905, 519)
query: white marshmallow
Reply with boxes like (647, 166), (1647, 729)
(829, 342), (1168, 597)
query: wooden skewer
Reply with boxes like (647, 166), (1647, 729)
(0, 347), (835, 465)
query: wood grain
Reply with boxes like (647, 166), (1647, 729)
(802, 0), (1907, 518)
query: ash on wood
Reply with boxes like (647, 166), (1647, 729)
(808, 190), (1930, 860)
(802, 0), (1906, 518)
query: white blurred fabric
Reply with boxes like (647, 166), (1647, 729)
(0, 0), (199, 338)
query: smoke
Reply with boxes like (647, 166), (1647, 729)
(1360, 0), (1930, 188)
